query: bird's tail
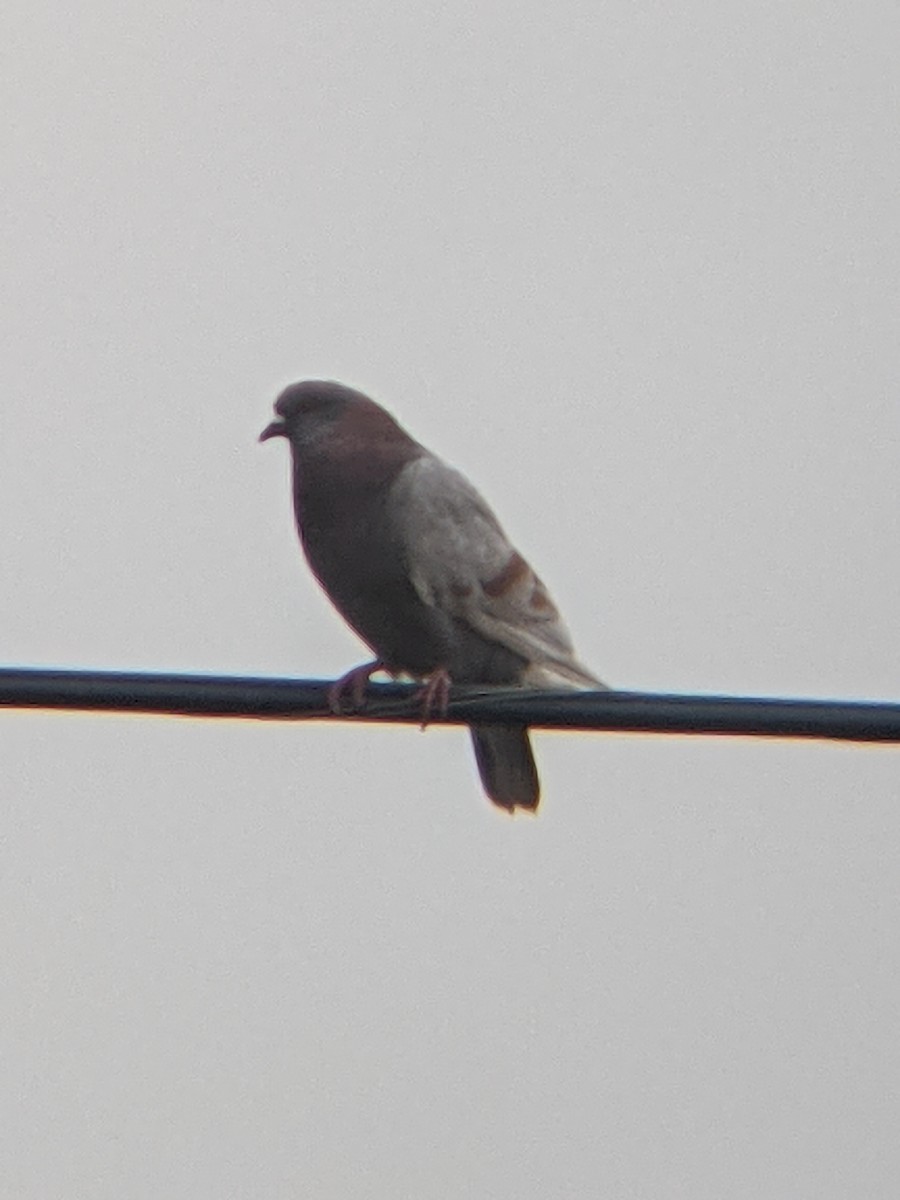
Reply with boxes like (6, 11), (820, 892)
(469, 724), (540, 813)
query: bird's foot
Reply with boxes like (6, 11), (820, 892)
(415, 667), (452, 729)
(327, 660), (385, 714)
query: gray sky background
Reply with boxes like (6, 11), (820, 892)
(3, 2), (899, 1196)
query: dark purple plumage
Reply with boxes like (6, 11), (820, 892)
(261, 379), (603, 812)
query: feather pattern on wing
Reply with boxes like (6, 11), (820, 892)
(387, 456), (604, 690)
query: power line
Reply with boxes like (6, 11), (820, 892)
(1, 667), (898, 743)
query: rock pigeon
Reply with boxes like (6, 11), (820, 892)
(260, 380), (604, 811)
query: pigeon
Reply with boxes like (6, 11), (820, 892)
(260, 380), (604, 812)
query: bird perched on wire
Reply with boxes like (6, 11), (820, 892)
(260, 380), (604, 812)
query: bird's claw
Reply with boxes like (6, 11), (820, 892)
(327, 660), (384, 714)
(415, 667), (451, 729)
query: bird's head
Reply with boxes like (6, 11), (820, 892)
(259, 380), (367, 445)
(260, 379), (421, 468)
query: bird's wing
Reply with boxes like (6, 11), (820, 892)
(387, 455), (602, 688)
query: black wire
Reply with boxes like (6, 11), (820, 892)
(1, 667), (899, 743)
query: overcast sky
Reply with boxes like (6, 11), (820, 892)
(3, 1), (899, 1196)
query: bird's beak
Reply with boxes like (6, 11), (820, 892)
(259, 419), (286, 443)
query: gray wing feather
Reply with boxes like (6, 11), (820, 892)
(387, 455), (602, 688)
